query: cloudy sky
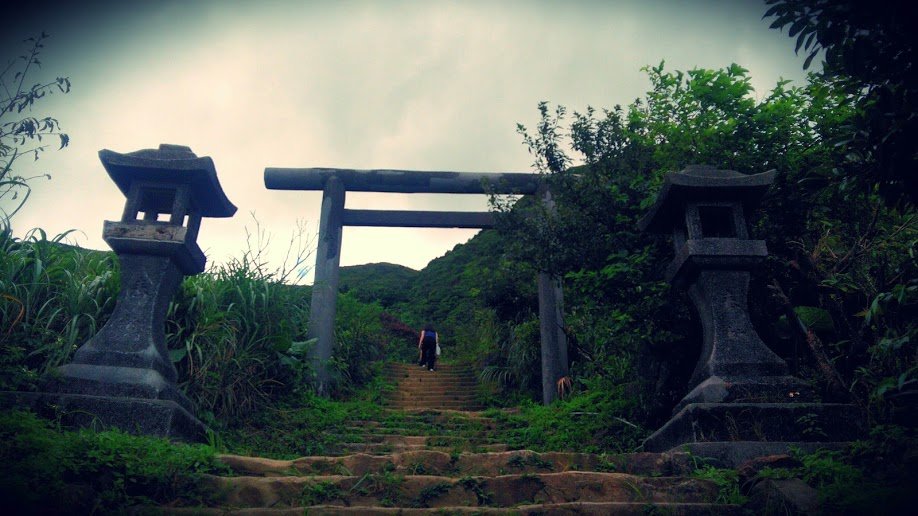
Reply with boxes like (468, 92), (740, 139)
(3, 0), (808, 282)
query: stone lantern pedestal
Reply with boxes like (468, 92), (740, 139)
(638, 165), (863, 465)
(7, 144), (236, 441)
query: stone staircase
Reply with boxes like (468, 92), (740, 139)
(156, 363), (742, 514)
(382, 362), (485, 411)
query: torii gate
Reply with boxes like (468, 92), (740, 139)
(264, 167), (568, 404)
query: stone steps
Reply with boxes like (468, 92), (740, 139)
(328, 442), (510, 455)
(394, 383), (481, 390)
(326, 434), (504, 447)
(158, 365), (741, 513)
(380, 404), (485, 411)
(389, 380), (479, 387)
(199, 471), (721, 509)
(384, 361), (482, 411)
(343, 426), (496, 436)
(388, 393), (481, 401)
(217, 450), (693, 477)
(166, 502), (739, 514)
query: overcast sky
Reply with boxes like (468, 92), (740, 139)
(3, 0), (808, 283)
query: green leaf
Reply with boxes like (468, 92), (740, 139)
(788, 19), (807, 38)
(168, 347), (188, 363)
(794, 306), (835, 333)
(288, 338), (317, 357)
(803, 50), (818, 69)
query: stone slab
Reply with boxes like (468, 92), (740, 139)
(643, 402), (864, 453)
(673, 375), (815, 414)
(746, 478), (821, 515)
(666, 441), (849, 468)
(50, 363), (195, 414)
(0, 390), (207, 442)
(103, 221), (206, 274)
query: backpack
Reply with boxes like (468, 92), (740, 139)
(422, 330), (437, 346)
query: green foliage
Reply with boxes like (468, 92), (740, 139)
(484, 382), (645, 454)
(165, 250), (312, 423)
(743, 428), (918, 513)
(301, 480), (345, 506)
(779, 447), (911, 513)
(0, 218), (405, 429)
(492, 61), (915, 426)
(457, 476), (493, 506)
(1, 33), (71, 219)
(506, 454), (553, 471)
(0, 228), (118, 391)
(691, 465), (746, 505)
(412, 482), (452, 508)
(0, 410), (228, 513)
(352, 471), (405, 507)
(764, 0), (918, 203)
(219, 392), (384, 459)
(339, 262), (418, 308)
(328, 292), (387, 395)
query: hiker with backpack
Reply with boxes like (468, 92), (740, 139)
(418, 325), (439, 371)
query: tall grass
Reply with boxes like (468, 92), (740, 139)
(1, 220), (406, 429)
(0, 226), (119, 391)
(0, 220), (317, 426)
(327, 292), (387, 396)
(165, 253), (313, 424)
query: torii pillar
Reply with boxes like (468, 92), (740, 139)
(265, 167), (568, 403)
(538, 186), (569, 404)
(309, 175), (345, 392)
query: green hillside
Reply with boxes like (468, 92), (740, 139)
(338, 262), (418, 308)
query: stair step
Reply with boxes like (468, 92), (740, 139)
(384, 407), (486, 412)
(382, 397), (481, 402)
(199, 472), (720, 508)
(164, 502), (740, 514)
(384, 401), (483, 405)
(327, 435), (502, 446)
(217, 451), (694, 478)
(326, 443), (509, 455)
(345, 427), (495, 435)
(386, 364), (474, 370)
(385, 402), (480, 406)
(391, 377), (476, 380)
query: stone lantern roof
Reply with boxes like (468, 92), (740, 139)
(638, 165), (775, 234)
(99, 144), (237, 218)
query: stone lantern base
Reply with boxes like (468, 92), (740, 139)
(0, 390), (207, 442)
(643, 402), (865, 466)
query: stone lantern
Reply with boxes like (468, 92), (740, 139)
(638, 165), (861, 464)
(48, 144), (236, 440)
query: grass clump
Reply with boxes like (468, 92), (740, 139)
(484, 384), (646, 453)
(457, 476), (493, 506)
(0, 410), (228, 513)
(412, 482), (452, 508)
(692, 465), (746, 505)
(0, 230), (118, 392)
(219, 393), (385, 459)
(784, 428), (917, 514)
(301, 480), (345, 506)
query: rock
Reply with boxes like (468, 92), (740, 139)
(736, 454), (802, 493)
(746, 478), (820, 515)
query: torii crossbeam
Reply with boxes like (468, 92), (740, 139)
(264, 167), (568, 403)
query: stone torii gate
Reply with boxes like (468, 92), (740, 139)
(264, 167), (569, 404)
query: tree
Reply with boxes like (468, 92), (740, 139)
(1, 33), (71, 220)
(491, 62), (915, 423)
(764, 0), (918, 205)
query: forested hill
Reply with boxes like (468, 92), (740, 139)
(403, 230), (530, 331)
(338, 229), (536, 352)
(338, 262), (418, 307)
